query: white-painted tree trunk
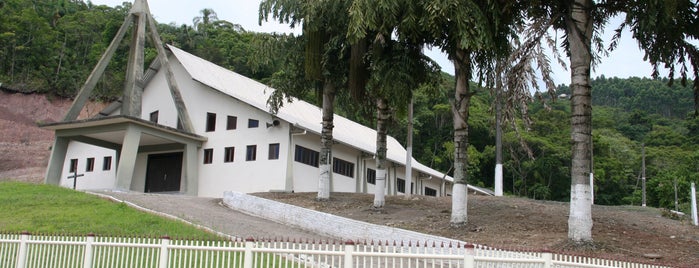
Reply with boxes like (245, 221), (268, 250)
(589, 173), (594, 204)
(450, 49), (471, 226)
(373, 169), (387, 207)
(318, 163), (331, 200)
(317, 80), (335, 201)
(568, 184), (593, 241)
(566, 0), (594, 243)
(494, 164), (503, 196)
(405, 98), (413, 198)
(691, 182), (698, 226)
(373, 98), (390, 208)
(451, 183), (468, 224)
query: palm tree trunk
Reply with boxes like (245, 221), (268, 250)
(566, 0), (594, 243)
(374, 98), (390, 208)
(317, 79), (336, 200)
(451, 49), (472, 226)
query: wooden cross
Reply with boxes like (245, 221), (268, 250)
(67, 170), (84, 190)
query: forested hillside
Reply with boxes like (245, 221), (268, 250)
(1, 0), (697, 214)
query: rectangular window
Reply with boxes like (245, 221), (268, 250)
(248, 119), (259, 128)
(425, 187), (437, 197)
(203, 148), (213, 164)
(366, 168), (376, 184)
(397, 178), (406, 193)
(149, 111), (159, 123)
(246, 145), (257, 161)
(103, 156), (112, 171)
(69, 159), (78, 173)
(224, 147), (235, 163)
(268, 143), (280, 160)
(206, 112), (216, 132)
(333, 157), (354, 178)
(85, 158), (95, 172)
(294, 145), (319, 167)
(227, 116), (237, 130)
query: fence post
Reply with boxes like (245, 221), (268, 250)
(243, 238), (254, 268)
(463, 244), (475, 268)
(158, 236), (170, 268)
(83, 234), (95, 268)
(344, 240), (355, 268)
(15, 232), (29, 268)
(542, 252), (552, 268)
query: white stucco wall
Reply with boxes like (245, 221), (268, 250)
(59, 141), (116, 190)
(223, 191), (464, 244)
(143, 59), (290, 197)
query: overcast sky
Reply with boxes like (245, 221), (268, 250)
(90, 0), (664, 87)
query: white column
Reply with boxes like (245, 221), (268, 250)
(116, 126), (141, 190)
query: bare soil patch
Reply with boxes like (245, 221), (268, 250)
(253, 192), (699, 267)
(0, 91), (106, 182)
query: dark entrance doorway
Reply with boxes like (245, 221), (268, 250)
(145, 152), (183, 192)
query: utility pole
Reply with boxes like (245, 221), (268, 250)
(642, 144), (646, 207)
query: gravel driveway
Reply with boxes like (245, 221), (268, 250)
(90, 190), (337, 241)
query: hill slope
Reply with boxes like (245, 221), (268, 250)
(254, 192), (699, 267)
(0, 90), (106, 181)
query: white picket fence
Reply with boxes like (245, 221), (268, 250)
(0, 233), (673, 268)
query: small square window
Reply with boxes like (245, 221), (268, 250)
(224, 147), (235, 163)
(246, 145), (257, 161)
(206, 113), (216, 132)
(69, 159), (78, 173)
(86, 158), (95, 172)
(227, 116), (237, 130)
(103, 156), (112, 171)
(268, 143), (280, 160)
(248, 119), (259, 128)
(203, 148), (213, 164)
(149, 111), (159, 123)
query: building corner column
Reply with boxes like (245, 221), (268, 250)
(45, 136), (69, 185)
(115, 126), (141, 191)
(183, 143), (199, 195)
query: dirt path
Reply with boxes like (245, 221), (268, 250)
(90, 190), (338, 241)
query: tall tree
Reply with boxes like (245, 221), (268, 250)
(565, 0), (595, 243)
(259, 0), (352, 200)
(350, 0), (522, 223)
(368, 40), (441, 207)
(522, 0), (699, 243)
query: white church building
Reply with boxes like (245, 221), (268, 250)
(45, 45), (459, 198)
(42, 0), (489, 198)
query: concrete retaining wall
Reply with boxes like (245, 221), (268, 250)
(222, 191), (464, 244)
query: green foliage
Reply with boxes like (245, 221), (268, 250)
(0, 182), (220, 238)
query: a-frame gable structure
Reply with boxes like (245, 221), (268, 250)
(42, 0), (205, 195)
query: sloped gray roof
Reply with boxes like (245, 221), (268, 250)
(167, 45), (464, 186)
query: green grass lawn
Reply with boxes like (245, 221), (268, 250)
(0, 182), (220, 239)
